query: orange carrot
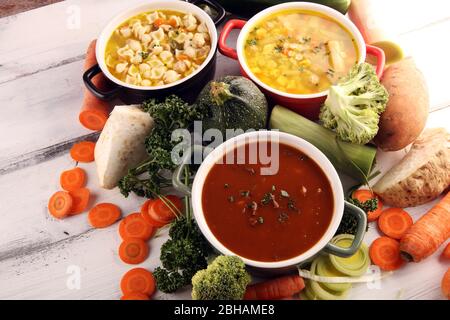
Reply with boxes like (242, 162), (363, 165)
(442, 243), (450, 260)
(48, 191), (73, 219)
(60, 167), (86, 191)
(69, 188), (90, 215)
(88, 203), (121, 228)
(400, 192), (450, 262)
(120, 268), (156, 297)
(442, 268), (450, 300)
(147, 195), (183, 226)
(70, 141), (96, 163)
(140, 199), (164, 228)
(119, 212), (156, 241)
(79, 40), (111, 131)
(177, 54), (189, 61)
(244, 275), (305, 300)
(370, 237), (404, 271)
(378, 208), (413, 240)
(167, 17), (178, 28)
(119, 238), (149, 265)
(352, 189), (383, 222)
(153, 18), (165, 27)
(120, 293), (150, 300)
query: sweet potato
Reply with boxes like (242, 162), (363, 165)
(374, 58), (429, 151)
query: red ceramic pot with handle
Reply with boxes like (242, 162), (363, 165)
(218, 2), (385, 119)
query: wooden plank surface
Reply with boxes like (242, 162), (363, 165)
(0, 0), (449, 300)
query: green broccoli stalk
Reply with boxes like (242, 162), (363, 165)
(319, 63), (389, 145)
(192, 256), (251, 300)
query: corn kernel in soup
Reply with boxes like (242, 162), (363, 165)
(244, 10), (359, 95)
(105, 10), (211, 87)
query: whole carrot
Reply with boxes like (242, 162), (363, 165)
(400, 192), (450, 262)
(79, 40), (111, 131)
(244, 275), (305, 300)
(442, 268), (450, 299)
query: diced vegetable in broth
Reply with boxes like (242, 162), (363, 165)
(105, 10), (211, 87)
(244, 10), (359, 94)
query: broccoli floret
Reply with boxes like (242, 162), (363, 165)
(320, 63), (389, 145)
(191, 256), (251, 300)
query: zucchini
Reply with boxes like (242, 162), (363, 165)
(217, 0), (351, 17)
(197, 76), (268, 137)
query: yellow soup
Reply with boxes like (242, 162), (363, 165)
(105, 10), (211, 87)
(243, 10), (359, 95)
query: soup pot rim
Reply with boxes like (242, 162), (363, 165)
(94, 0), (218, 91)
(234, 2), (368, 100)
(190, 131), (346, 269)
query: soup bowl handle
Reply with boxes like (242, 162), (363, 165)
(366, 45), (386, 79)
(172, 145), (209, 196)
(83, 64), (121, 101)
(218, 19), (246, 60)
(324, 201), (367, 258)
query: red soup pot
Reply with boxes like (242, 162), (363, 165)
(218, 2), (385, 119)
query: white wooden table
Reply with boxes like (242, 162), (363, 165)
(0, 0), (449, 300)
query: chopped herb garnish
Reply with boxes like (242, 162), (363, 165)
(261, 192), (272, 205)
(274, 45), (283, 53)
(139, 51), (150, 59)
(288, 199), (299, 213)
(247, 201), (258, 211)
(278, 212), (289, 223)
(298, 66), (305, 73)
(302, 36), (311, 43)
(246, 39), (257, 46)
(240, 190), (251, 198)
(327, 68), (335, 77)
(280, 190), (290, 198)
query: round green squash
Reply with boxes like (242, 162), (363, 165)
(196, 76), (268, 137)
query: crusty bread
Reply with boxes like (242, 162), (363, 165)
(373, 128), (450, 207)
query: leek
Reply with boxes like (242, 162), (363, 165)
(269, 105), (377, 182)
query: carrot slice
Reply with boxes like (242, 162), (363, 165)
(120, 293), (150, 300)
(148, 195), (183, 226)
(442, 268), (450, 299)
(352, 189), (383, 222)
(120, 268), (156, 297)
(369, 237), (404, 271)
(88, 203), (121, 228)
(48, 191), (73, 219)
(60, 167), (86, 191)
(119, 213), (156, 241)
(70, 141), (96, 163)
(378, 208), (413, 239)
(69, 188), (90, 215)
(442, 243), (450, 260)
(140, 199), (165, 228)
(119, 238), (149, 265)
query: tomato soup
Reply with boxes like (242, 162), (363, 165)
(201, 142), (334, 262)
